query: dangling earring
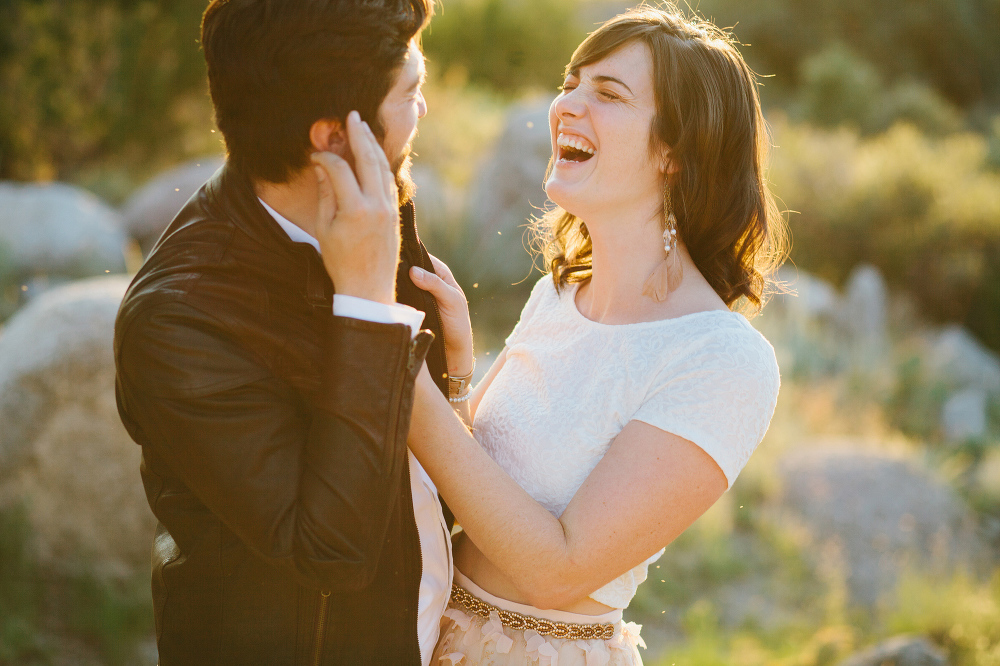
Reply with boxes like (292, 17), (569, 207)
(641, 181), (683, 301)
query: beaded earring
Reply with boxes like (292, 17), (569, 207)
(641, 181), (683, 301)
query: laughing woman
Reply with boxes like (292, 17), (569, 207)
(407, 5), (787, 664)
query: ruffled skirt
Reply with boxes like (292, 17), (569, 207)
(431, 569), (644, 666)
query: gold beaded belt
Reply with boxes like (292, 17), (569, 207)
(449, 583), (617, 641)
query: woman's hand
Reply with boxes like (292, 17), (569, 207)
(311, 111), (400, 305)
(410, 255), (474, 377)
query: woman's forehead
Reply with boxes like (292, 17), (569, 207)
(572, 42), (652, 91)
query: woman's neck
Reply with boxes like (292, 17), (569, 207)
(575, 206), (723, 324)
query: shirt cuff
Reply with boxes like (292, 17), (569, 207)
(332, 295), (426, 338)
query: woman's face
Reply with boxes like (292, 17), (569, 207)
(545, 41), (664, 222)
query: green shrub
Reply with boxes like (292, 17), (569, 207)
(0, 506), (46, 665)
(0, 504), (153, 665)
(698, 0), (1000, 111)
(794, 43), (962, 135)
(769, 118), (1000, 352)
(0, 0), (214, 200)
(422, 0), (585, 94)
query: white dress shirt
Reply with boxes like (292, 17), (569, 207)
(260, 199), (453, 665)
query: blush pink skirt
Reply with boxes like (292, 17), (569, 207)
(431, 569), (645, 666)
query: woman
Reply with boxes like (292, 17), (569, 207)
(407, 5), (787, 664)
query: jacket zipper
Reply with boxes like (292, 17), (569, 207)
(311, 590), (331, 666)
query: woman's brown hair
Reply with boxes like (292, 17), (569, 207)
(537, 4), (787, 313)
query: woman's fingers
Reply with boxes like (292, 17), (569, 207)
(426, 253), (461, 291)
(343, 111), (377, 196)
(362, 120), (398, 204)
(410, 264), (475, 375)
(409, 265), (454, 301)
(311, 152), (358, 227)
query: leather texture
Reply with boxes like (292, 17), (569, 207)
(114, 162), (450, 665)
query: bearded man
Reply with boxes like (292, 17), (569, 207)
(113, 1), (471, 663)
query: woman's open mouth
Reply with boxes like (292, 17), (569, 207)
(556, 133), (596, 164)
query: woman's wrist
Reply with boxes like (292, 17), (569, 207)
(447, 346), (475, 380)
(447, 356), (475, 399)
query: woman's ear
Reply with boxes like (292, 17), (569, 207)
(309, 118), (347, 156)
(661, 148), (681, 175)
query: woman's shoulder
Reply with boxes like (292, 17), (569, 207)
(650, 311), (779, 385)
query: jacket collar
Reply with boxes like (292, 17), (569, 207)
(206, 160), (420, 263)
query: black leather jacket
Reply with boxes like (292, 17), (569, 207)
(114, 163), (450, 665)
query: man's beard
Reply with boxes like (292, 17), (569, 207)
(392, 149), (416, 207)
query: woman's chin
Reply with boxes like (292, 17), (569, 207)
(544, 180), (588, 216)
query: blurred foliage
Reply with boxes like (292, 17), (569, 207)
(698, 0), (1000, 115)
(0, 0), (216, 201)
(794, 43), (963, 135)
(769, 118), (1000, 351)
(0, 504), (154, 665)
(0, 506), (46, 665)
(422, 0), (586, 94)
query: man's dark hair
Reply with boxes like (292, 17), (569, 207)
(201, 0), (434, 183)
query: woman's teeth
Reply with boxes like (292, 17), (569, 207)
(557, 133), (596, 156)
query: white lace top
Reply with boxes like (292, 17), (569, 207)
(473, 276), (780, 608)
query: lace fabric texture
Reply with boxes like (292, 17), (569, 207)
(474, 276), (781, 608)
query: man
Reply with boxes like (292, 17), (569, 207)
(114, 0), (471, 663)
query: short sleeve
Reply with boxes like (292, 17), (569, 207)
(504, 275), (554, 348)
(631, 323), (780, 488)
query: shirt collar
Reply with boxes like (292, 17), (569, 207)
(258, 198), (321, 255)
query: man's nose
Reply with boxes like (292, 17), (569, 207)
(417, 91), (428, 119)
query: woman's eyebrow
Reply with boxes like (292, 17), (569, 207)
(591, 75), (634, 95)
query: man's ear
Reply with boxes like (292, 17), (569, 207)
(309, 118), (347, 156)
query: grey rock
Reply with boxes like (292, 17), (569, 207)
(0, 181), (126, 277)
(0, 275), (155, 579)
(467, 99), (552, 281)
(771, 266), (841, 321)
(925, 325), (1000, 394)
(773, 446), (989, 608)
(841, 264), (888, 357)
(941, 387), (988, 442)
(411, 163), (450, 230)
(122, 157), (224, 251)
(838, 635), (946, 666)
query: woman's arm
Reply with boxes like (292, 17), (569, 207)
(469, 347), (508, 422)
(407, 365), (727, 609)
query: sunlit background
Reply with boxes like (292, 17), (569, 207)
(1, 0), (999, 664)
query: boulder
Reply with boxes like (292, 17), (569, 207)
(840, 264), (888, 356)
(772, 446), (990, 608)
(838, 636), (946, 666)
(0, 275), (155, 579)
(0, 181), (126, 278)
(121, 157), (224, 251)
(772, 266), (841, 322)
(925, 325), (1000, 394)
(467, 99), (552, 282)
(411, 163), (450, 230)
(941, 387), (989, 442)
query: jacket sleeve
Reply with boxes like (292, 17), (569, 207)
(115, 299), (432, 592)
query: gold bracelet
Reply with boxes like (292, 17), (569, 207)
(446, 361), (475, 398)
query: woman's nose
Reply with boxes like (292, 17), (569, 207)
(553, 89), (585, 119)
